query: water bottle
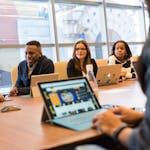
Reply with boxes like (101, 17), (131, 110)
(86, 64), (98, 89)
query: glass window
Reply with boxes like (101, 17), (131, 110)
(90, 45), (109, 59)
(129, 44), (143, 56)
(58, 47), (73, 61)
(0, 0), (148, 89)
(14, 1), (54, 44)
(55, 2), (106, 43)
(145, 10), (150, 34)
(0, 48), (20, 87)
(106, 4), (145, 43)
(0, 1), (54, 44)
(0, 0), (55, 89)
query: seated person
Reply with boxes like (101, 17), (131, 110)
(108, 40), (136, 80)
(67, 40), (98, 78)
(0, 94), (5, 102)
(9, 40), (54, 96)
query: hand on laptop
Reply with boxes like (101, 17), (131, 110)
(92, 106), (144, 135)
(111, 106), (144, 125)
(92, 109), (125, 136)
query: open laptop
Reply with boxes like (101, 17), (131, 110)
(0, 86), (11, 96)
(38, 77), (106, 131)
(30, 73), (59, 98)
(96, 64), (122, 86)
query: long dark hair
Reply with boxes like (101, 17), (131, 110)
(72, 40), (91, 73)
(111, 40), (132, 59)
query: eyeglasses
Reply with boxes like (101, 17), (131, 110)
(75, 48), (86, 51)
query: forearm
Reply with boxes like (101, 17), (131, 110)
(117, 127), (132, 147)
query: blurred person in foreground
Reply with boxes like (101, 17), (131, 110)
(91, 0), (150, 149)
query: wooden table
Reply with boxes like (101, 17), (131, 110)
(0, 80), (146, 150)
(98, 79), (146, 108)
(0, 97), (100, 150)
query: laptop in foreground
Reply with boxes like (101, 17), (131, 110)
(30, 73), (59, 98)
(96, 64), (122, 86)
(38, 77), (106, 131)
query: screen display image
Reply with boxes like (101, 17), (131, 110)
(39, 78), (100, 119)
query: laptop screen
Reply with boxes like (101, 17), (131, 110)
(38, 77), (101, 119)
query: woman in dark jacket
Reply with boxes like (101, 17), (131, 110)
(67, 40), (98, 78)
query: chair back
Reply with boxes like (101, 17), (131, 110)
(11, 66), (18, 87)
(55, 61), (68, 80)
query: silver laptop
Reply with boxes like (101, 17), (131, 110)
(96, 64), (122, 86)
(0, 86), (11, 96)
(30, 73), (59, 98)
(38, 77), (106, 131)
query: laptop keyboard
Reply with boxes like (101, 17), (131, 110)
(63, 112), (93, 126)
(102, 104), (145, 112)
(54, 109), (106, 128)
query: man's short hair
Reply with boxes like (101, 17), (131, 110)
(26, 40), (41, 47)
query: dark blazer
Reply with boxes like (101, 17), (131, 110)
(15, 55), (54, 95)
(67, 58), (98, 78)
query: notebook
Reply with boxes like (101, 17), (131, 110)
(30, 73), (59, 98)
(96, 64), (122, 86)
(38, 77), (106, 131)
